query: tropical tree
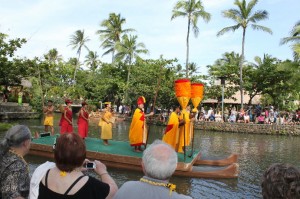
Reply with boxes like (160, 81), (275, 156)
(69, 30), (90, 84)
(115, 34), (149, 103)
(44, 48), (62, 76)
(0, 33), (27, 86)
(206, 52), (241, 101)
(217, 0), (272, 109)
(84, 51), (100, 71)
(96, 13), (134, 63)
(280, 21), (300, 61)
(44, 48), (62, 64)
(171, 0), (211, 78)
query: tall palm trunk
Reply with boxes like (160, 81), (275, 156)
(125, 56), (132, 103)
(112, 50), (115, 63)
(186, 15), (191, 78)
(73, 51), (81, 85)
(239, 28), (246, 110)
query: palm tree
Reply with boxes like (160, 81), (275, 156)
(84, 51), (100, 71)
(171, 0), (211, 78)
(280, 21), (300, 61)
(96, 13), (135, 63)
(69, 30), (90, 84)
(44, 48), (62, 75)
(217, 0), (272, 109)
(115, 34), (149, 103)
(44, 48), (62, 64)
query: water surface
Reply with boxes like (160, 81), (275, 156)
(1, 115), (299, 199)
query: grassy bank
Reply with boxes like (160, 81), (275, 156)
(0, 123), (14, 131)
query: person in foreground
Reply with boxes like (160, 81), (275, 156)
(113, 140), (192, 199)
(261, 163), (300, 199)
(38, 133), (118, 199)
(0, 125), (32, 199)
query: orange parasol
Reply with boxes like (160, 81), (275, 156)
(191, 83), (204, 112)
(174, 79), (191, 110)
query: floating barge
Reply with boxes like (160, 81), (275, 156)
(29, 135), (239, 179)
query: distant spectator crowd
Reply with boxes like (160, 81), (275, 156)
(158, 104), (300, 125)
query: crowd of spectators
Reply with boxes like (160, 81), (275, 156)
(194, 104), (300, 125)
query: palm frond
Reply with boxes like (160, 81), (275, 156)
(222, 9), (242, 23)
(248, 10), (269, 23)
(217, 25), (241, 36)
(171, 11), (188, 19)
(251, 24), (273, 34)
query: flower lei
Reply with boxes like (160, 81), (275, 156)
(140, 177), (176, 196)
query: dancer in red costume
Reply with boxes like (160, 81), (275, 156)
(77, 102), (89, 138)
(59, 99), (73, 134)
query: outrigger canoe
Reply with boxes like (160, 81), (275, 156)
(29, 135), (239, 179)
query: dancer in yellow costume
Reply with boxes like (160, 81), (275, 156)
(129, 96), (154, 152)
(43, 100), (55, 135)
(162, 104), (185, 151)
(99, 102), (113, 145)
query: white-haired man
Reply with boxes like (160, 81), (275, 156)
(113, 140), (192, 199)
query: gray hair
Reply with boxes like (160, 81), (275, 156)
(0, 125), (31, 155)
(142, 140), (178, 180)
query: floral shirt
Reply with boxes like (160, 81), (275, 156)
(0, 151), (30, 199)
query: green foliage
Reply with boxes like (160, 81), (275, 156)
(0, 33), (27, 86)
(0, 123), (14, 131)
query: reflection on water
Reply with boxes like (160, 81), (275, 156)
(1, 114), (300, 198)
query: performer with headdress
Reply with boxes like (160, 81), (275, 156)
(162, 103), (185, 151)
(99, 102), (113, 145)
(59, 99), (73, 134)
(129, 96), (154, 152)
(77, 101), (89, 139)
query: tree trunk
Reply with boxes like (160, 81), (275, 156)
(73, 50), (81, 85)
(186, 15), (191, 78)
(125, 56), (132, 104)
(239, 28), (246, 110)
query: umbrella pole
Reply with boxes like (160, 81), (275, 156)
(183, 113), (186, 162)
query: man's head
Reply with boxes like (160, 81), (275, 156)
(262, 163), (300, 199)
(47, 100), (53, 106)
(137, 96), (146, 109)
(142, 140), (178, 180)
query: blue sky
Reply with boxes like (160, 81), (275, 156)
(0, 0), (299, 75)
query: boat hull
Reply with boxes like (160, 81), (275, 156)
(29, 136), (239, 179)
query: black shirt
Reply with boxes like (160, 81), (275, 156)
(38, 176), (110, 199)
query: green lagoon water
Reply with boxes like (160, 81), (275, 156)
(1, 114), (299, 198)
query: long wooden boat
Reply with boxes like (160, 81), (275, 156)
(195, 153), (238, 166)
(29, 135), (238, 179)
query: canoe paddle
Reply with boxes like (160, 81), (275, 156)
(188, 118), (195, 158)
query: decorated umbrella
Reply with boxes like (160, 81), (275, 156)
(174, 79), (191, 110)
(174, 79), (191, 159)
(189, 83), (204, 157)
(191, 83), (204, 112)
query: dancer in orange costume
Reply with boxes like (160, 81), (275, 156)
(129, 96), (153, 152)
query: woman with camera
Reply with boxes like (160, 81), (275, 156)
(37, 133), (118, 199)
